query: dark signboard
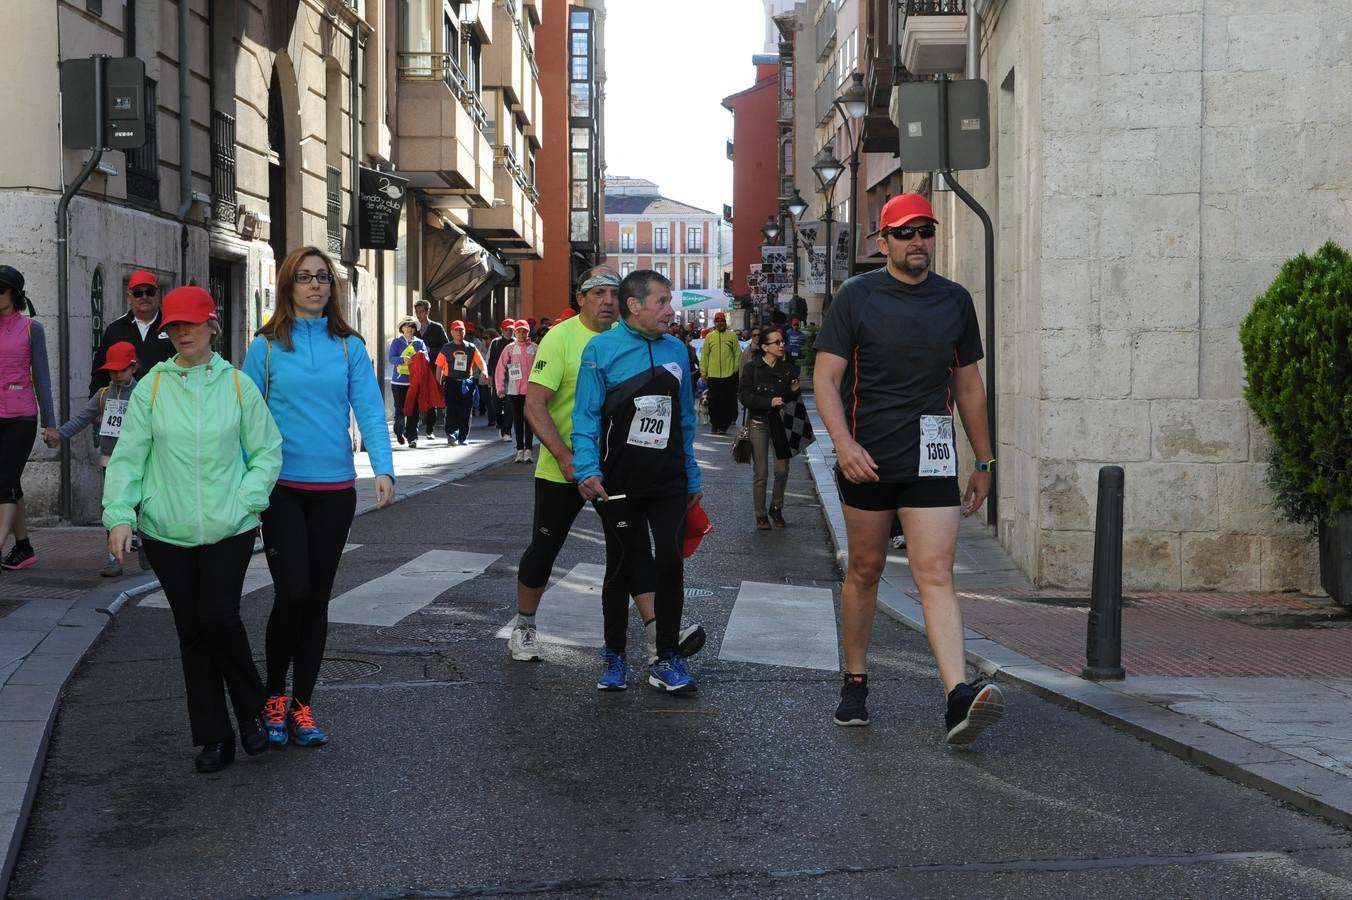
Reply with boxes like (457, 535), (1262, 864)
(61, 56), (148, 151)
(357, 166), (409, 250)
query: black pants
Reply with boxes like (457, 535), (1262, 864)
(144, 531), (263, 746)
(493, 387), (511, 435)
(444, 380), (474, 442)
(595, 493), (688, 656)
(260, 485), (356, 706)
(390, 384), (418, 443)
(707, 376), (739, 432)
(518, 478), (587, 589)
(422, 406), (439, 437)
(0, 417), (37, 504)
(508, 394), (533, 450)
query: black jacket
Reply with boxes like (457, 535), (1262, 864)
(89, 310), (175, 396)
(417, 319), (448, 360)
(740, 357), (800, 459)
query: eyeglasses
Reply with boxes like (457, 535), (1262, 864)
(883, 224), (937, 240)
(763, 338), (784, 346)
(293, 272), (335, 285)
(130, 287), (158, 298)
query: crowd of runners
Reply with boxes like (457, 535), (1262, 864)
(0, 192), (1003, 773)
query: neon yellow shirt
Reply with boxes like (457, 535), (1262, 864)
(527, 316), (613, 483)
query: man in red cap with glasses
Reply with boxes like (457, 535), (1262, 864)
(89, 270), (175, 397)
(813, 193), (1003, 743)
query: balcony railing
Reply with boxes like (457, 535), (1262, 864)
(397, 51), (489, 132)
(816, 0), (836, 61)
(815, 73), (837, 125)
(906, 0), (966, 13)
(654, 242), (670, 254)
(496, 145), (539, 204)
(210, 110), (237, 225)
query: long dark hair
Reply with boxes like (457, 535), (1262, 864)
(258, 246), (361, 351)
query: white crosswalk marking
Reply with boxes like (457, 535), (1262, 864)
(495, 563), (617, 647)
(328, 549), (500, 627)
(138, 544), (363, 609)
(719, 581), (839, 671)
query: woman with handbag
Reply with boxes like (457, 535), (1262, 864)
(738, 329), (799, 530)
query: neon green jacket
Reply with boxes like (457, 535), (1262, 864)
(700, 329), (742, 379)
(103, 353), (282, 548)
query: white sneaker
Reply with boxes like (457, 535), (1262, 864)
(500, 433), (513, 443)
(508, 618), (540, 661)
(523, 448), (533, 463)
(647, 623), (707, 666)
(513, 449), (525, 463)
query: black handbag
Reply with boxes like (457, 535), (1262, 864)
(731, 411), (752, 464)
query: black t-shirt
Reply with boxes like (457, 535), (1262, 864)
(813, 268), (983, 480)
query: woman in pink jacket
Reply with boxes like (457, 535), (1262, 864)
(494, 319), (537, 463)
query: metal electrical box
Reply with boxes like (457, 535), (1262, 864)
(894, 79), (990, 172)
(60, 56), (147, 151)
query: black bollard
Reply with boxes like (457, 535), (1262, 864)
(1084, 466), (1126, 680)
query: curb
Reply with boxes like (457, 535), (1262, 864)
(0, 439), (516, 893)
(798, 401), (1352, 832)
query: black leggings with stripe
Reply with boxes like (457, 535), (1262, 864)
(594, 493), (688, 657)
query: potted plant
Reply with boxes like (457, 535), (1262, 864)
(1239, 241), (1352, 607)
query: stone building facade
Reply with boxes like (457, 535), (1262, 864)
(602, 177), (723, 315)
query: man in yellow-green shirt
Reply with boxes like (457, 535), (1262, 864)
(699, 310), (742, 434)
(505, 267), (705, 668)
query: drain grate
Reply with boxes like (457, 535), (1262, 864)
(0, 585), (87, 601)
(316, 657), (382, 682)
(684, 588), (714, 599)
(376, 624), (474, 643)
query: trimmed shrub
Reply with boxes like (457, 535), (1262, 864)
(1239, 241), (1352, 533)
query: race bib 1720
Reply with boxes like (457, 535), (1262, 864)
(626, 395), (671, 449)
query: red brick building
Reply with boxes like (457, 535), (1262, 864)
(602, 177), (721, 297)
(721, 57), (782, 299)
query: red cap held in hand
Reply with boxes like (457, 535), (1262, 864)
(683, 501), (712, 559)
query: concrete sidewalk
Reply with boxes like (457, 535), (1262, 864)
(0, 425), (517, 891)
(800, 397), (1352, 831)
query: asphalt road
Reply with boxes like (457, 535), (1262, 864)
(9, 430), (1352, 899)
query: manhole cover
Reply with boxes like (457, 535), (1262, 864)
(684, 588), (713, 599)
(316, 657), (382, 682)
(376, 624), (473, 642)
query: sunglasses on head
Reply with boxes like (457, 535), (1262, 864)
(883, 223), (937, 240)
(293, 272), (335, 285)
(131, 287), (158, 298)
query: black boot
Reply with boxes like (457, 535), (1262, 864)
(239, 713), (268, 756)
(194, 741), (236, 773)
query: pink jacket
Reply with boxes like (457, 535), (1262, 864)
(495, 340), (537, 396)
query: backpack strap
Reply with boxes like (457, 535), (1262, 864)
(97, 386), (109, 419)
(149, 371), (161, 408)
(232, 368), (243, 410)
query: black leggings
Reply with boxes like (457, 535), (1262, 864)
(508, 394), (533, 450)
(518, 478), (587, 589)
(0, 417), (37, 504)
(143, 530), (263, 746)
(260, 485), (356, 706)
(595, 493), (688, 656)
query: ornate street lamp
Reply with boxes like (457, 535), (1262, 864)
(761, 217), (782, 243)
(832, 71), (867, 278)
(813, 146), (845, 310)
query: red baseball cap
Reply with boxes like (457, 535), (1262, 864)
(683, 501), (712, 558)
(99, 341), (138, 372)
(713, 312), (726, 321)
(160, 286), (217, 327)
(127, 270), (158, 291)
(500, 318), (514, 330)
(513, 319), (530, 331)
(879, 193), (938, 230)
(451, 320), (466, 331)
(791, 318), (800, 326)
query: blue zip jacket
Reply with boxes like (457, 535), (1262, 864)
(242, 317), (395, 484)
(572, 318), (700, 494)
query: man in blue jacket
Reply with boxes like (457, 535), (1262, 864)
(573, 270), (703, 693)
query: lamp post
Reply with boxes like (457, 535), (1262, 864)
(783, 189), (808, 305)
(813, 145), (844, 310)
(832, 72), (868, 277)
(760, 216), (783, 325)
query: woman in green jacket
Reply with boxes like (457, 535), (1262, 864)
(104, 286), (283, 774)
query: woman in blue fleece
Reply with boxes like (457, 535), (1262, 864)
(242, 246), (395, 748)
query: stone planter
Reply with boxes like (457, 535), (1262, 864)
(1318, 511), (1352, 609)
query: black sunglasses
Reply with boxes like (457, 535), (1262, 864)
(131, 287), (158, 298)
(883, 223), (937, 240)
(763, 338), (784, 346)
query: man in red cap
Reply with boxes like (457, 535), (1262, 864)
(813, 193), (1002, 742)
(785, 317), (804, 365)
(486, 317), (516, 440)
(435, 320), (488, 445)
(89, 269), (175, 396)
(699, 310), (741, 434)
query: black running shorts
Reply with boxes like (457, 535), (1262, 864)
(833, 467), (960, 511)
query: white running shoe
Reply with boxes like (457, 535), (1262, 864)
(647, 624), (707, 666)
(513, 449), (525, 463)
(523, 448), (533, 463)
(500, 432), (513, 442)
(508, 617), (540, 661)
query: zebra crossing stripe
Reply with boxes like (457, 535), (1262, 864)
(718, 581), (839, 671)
(328, 550), (500, 627)
(495, 563), (617, 647)
(138, 544), (363, 609)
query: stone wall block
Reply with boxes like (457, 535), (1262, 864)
(1045, 0), (1203, 24)
(1099, 258), (1199, 331)
(1123, 462), (1218, 531)
(1037, 528), (1095, 589)
(1248, 411), (1273, 461)
(1198, 255), (1283, 329)
(1261, 534), (1320, 593)
(1220, 14), (1325, 73)
(1102, 72), (1202, 129)
(1124, 531), (1183, 589)
(1041, 196), (1098, 259)
(1099, 15), (1203, 76)
(1132, 331), (1199, 400)
(1199, 328), (1246, 400)
(1040, 328), (1131, 400)
(1040, 400), (1152, 461)
(1203, 70), (1288, 127)
(1099, 195), (1200, 259)
(1040, 258), (1097, 329)
(1041, 78), (1101, 131)
(1042, 27), (1099, 80)
(1217, 462), (1294, 534)
(1151, 399), (1248, 461)
(1181, 532), (1262, 590)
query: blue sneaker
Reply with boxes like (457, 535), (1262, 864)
(264, 694), (289, 748)
(596, 648), (629, 691)
(648, 655), (697, 694)
(287, 702), (329, 747)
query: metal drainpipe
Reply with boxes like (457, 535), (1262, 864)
(56, 58), (107, 523)
(175, 0), (193, 281)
